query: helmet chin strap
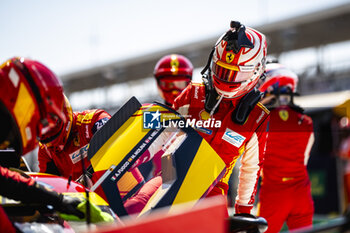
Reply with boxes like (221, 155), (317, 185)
(210, 95), (224, 117)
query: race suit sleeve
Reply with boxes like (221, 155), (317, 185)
(235, 115), (269, 214)
(0, 166), (61, 205)
(0, 166), (84, 218)
(172, 83), (193, 115)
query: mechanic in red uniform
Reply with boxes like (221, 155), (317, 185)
(172, 21), (269, 214)
(333, 101), (350, 206)
(0, 57), (84, 233)
(257, 62), (315, 232)
(154, 54), (193, 107)
(338, 130), (350, 206)
(38, 96), (111, 180)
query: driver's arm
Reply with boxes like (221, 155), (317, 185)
(0, 165), (84, 218)
(235, 116), (269, 214)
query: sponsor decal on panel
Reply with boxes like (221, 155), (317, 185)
(110, 129), (160, 181)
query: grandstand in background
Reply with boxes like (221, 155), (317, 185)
(61, 2), (350, 113)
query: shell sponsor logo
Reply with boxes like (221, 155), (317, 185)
(199, 109), (211, 121)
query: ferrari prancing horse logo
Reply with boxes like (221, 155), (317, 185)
(279, 110), (289, 121)
(226, 52), (234, 63)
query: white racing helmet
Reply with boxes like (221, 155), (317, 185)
(211, 21), (267, 98)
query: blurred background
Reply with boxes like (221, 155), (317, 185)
(2, 0), (350, 223)
(2, 0), (350, 112)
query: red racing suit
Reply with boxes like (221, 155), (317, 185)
(257, 105), (314, 232)
(0, 166), (35, 233)
(173, 82), (269, 214)
(339, 136), (350, 206)
(38, 109), (144, 201)
(0, 166), (70, 233)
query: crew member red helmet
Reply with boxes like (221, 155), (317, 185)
(211, 21), (267, 98)
(259, 63), (298, 95)
(0, 57), (66, 155)
(154, 54), (193, 105)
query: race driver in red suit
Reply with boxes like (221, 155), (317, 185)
(257, 62), (315, 232)
(0, 57), (84, 233)
(172, 21), (269, 214)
